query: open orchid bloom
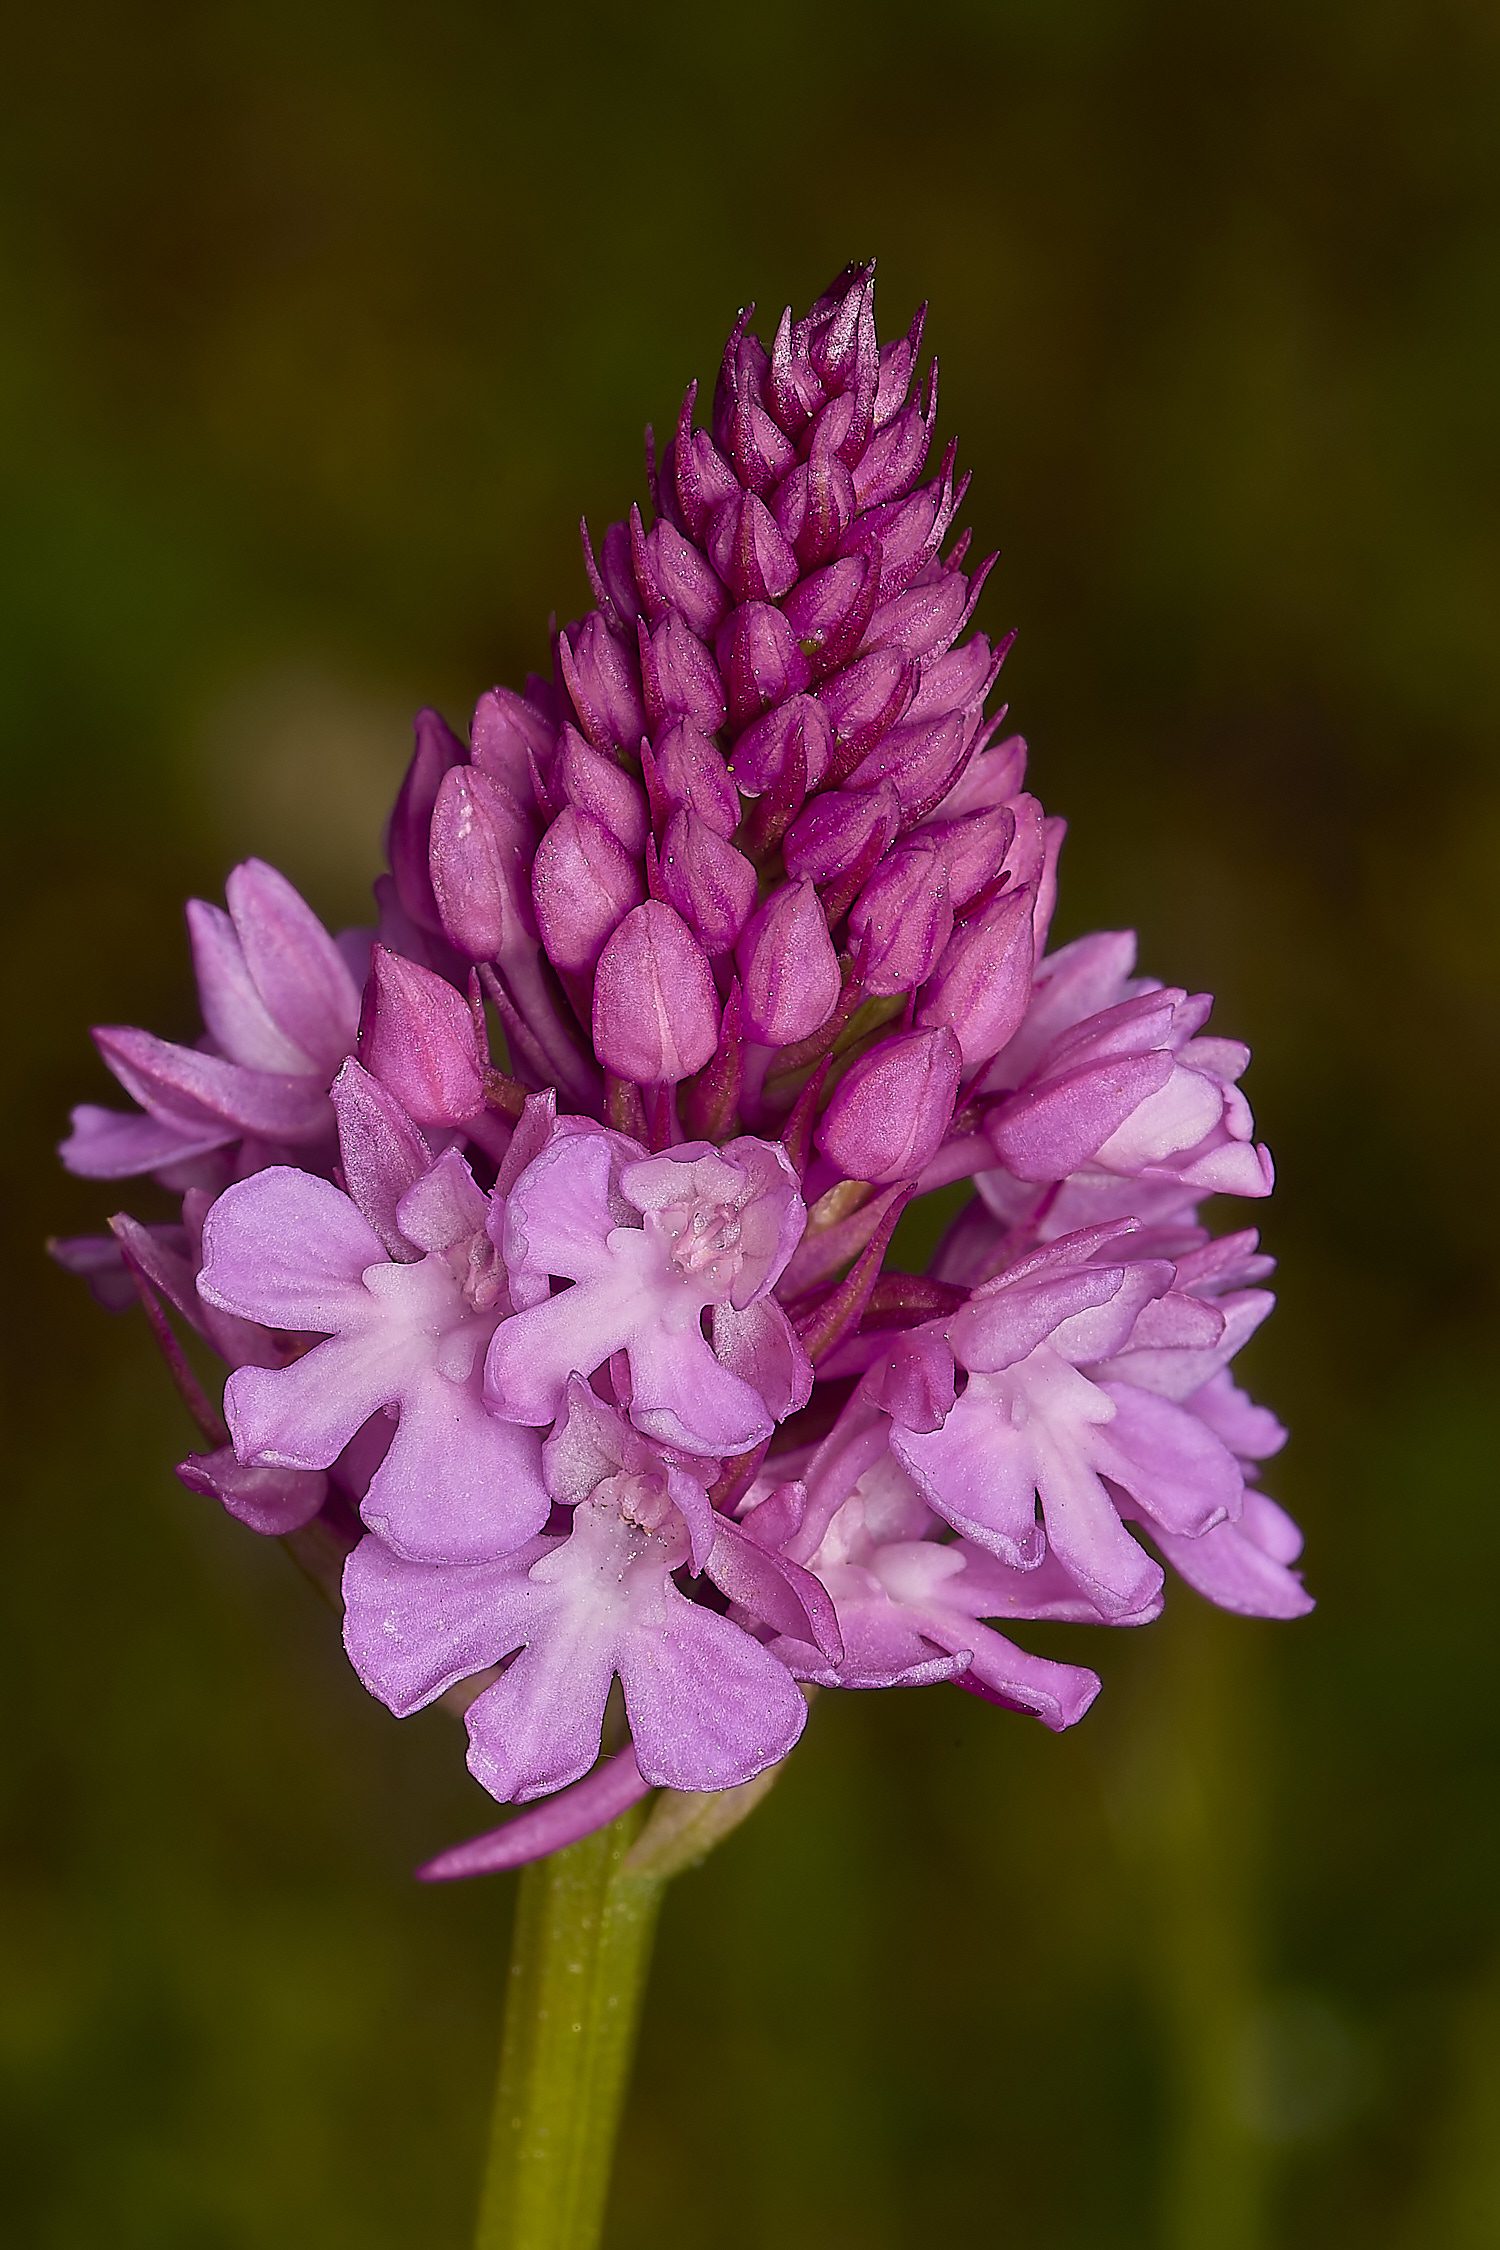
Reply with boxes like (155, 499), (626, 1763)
(56, 263), (1308, 1851)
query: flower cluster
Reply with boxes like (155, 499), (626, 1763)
(55, 266), (1308, 1867)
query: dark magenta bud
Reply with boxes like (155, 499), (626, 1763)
(783, 780), (902, 888)
(922, 804), (1017, 910)
(728, 691), (833, 797)
(843, 708), (975, 818)
(707, 490), (799, 604)
(735, 880), (842, 1045)
(915, 882), (1036, 1071)
(637, 613), (727, 738)
(592, 901), (720, 1084)
(581, 516), (644, 636)
(428, 766), (537, 963)
(814, 1025), (962, 1184)
(820, 647), (920, 782)
(358, 945), (483, 1128)
(557, 612), (647, 754)
(716, 603), (814, 732)
(848, 838), (954, 995)
(773, 443), (857, 568)
(665, 382), (741, 543)
(552, 723), (648, 858)
(470, 687), (555, 800)
(531, 807), (644, 977)
(644, 719), (740, 839)
(629, 503), (729, 639)
(386, 708), (466, 938)
(782, 550), (879, 676)
(657, 809), (758, 954)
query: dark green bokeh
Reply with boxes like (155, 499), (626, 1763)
(3, 2), (1498, 2242)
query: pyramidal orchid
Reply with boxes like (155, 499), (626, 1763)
(52, 264), (1308, 2250)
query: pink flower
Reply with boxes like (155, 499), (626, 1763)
(486, 1126), (811, 1455)
(60, 859), (361, 1185)
(343, 1385), (808, 1801)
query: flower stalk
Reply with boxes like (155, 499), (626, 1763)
(477, 1768), (790, 2250)
(476, 1805), (662, 2250)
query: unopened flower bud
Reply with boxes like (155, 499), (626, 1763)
(630, 504), (728, 639)
(815, 1026), (961, 1183)
(557, 613), (646, 753)
(735, 880), (842, 1045)
(592, 901), (720, 1085)
(819, 646), (919, 777)
(844, 708), (973, 816)
(707, 490), (799, 604)
(915, 883), (1036, 1070)
(782, 550), (878, 675)
(922, 804), (1017, 908)
(638, 613), (727, 737)
(663, 380), (740, 542)
(774, 443), (857, 567)
(429, 766), (536, 963)
(552, 724), (648, 857)
(531, 807), (644, 976)
(728, 691), (833, 797)
(717, 602), (814, 730)
(386, 709), (466, 937)
(358, 946), (483, 1127)
(848, 838), (954, 994)
(657, 809), (758, 954)
(783, 781), (901, 887)
(469, 687), (555, 799)
(645, 719), (740, 839)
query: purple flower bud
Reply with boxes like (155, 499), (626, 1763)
(386, 709), (466, 938)
(735, 879), (843, 1045)
(931, 731), (1028, 822)
(637, 612), (727, 737)
(843, 708), (975, 818)
(644, 719), (740, 839)
(915, 883), (1036, 1071)
(866, 552), (990, 662)
(736, 707), (811, 861)
(551, 723), (648, 857)
(848, 838), (954, 995)
(783, 780), (902, 888)
(592, 901), (721, 1084)
(716, 602), (814, 731)
(557, 612), (646, 754)
(717, 323), (797, 495)
(358, 946), (483, 1128)
(470, 687), (555, 800)
(774, 443), (858, 568)
(428, 766), (537, 963)
(707, 491), (799, 604)
(728, 692), (833, 797)
(873, 301), (927, 426)
(819, 646), (920, 778)
(921, 804), (1017, 909)
(663, 381), (741, 543)
(853, 374), (936, 509)
(581, 516), (643, 636)
(657, 809), (759, 954)
(531, 807), (644, 976)
(815, 1026), (961, 1183)
(629, 504), (729, 639)
(782, 551), (879, 676)
(906, 631), (1001, 727)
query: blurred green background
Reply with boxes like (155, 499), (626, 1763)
(3, 1), (1498, 2243)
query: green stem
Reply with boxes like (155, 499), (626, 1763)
(475, 1803), (663, 2250)
(471, 1752), (799, 2250)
